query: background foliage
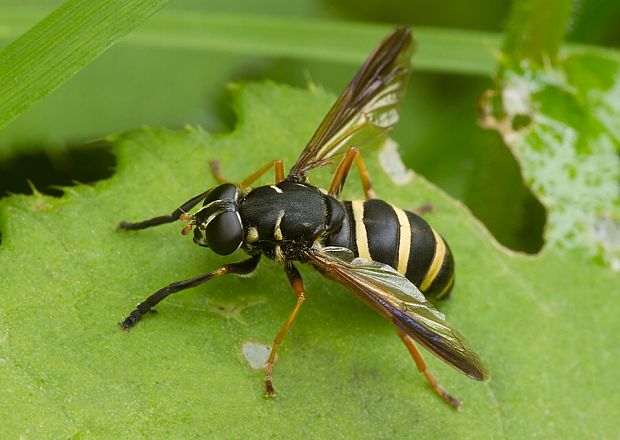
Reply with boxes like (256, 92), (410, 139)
(0, 0), (619, 438)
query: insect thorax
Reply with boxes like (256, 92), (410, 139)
(238, 181), (345, 261)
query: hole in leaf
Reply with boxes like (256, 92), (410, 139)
(0, 143), (115, 198)
(460, 130), (546, 254)
(399, 71), (546, 254)
(512, 113), (533, 130)
(0, 143), (116, 246)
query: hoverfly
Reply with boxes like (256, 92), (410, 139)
(118, 27), (489, 410)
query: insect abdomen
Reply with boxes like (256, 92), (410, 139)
(326, 199), (454, 299)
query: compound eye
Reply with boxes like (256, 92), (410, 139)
(204, 183), (238, 206)
(205, 211), (243, 255)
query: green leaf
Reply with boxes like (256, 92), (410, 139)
(0, 82), (618, 438)
(479, 51), (620, 268)
(0, 0), (171, 131)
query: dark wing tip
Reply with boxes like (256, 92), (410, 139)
(468, 362), (491, 382)
(456, 349), (489, 382)
(392, 25), (412, 37)
(388, 26), (413, 46)
(443, 337), (491, 382)
(477, 364), (492, 382)
(412, 328), (490, 383)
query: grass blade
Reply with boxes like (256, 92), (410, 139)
(0, 0), (171, 131)
(0, 8), (504, 92)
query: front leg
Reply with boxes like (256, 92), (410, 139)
(120, 255), (261, 329)
(118, 190), (211, 231)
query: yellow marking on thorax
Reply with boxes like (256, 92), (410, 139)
(392, 205), (411, 275)
(274, 245), (285, 262)
(246, 226), (259, 243)
(274, 210), (285, 241)
(352, 200), (371, 260)
(420, 228), (446, 291)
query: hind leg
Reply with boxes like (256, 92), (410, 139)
(396, 328), (461, 410)
(328, 147), (375, 199)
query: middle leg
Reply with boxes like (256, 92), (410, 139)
(264, 262), (307, 397)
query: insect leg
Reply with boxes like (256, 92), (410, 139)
(240, 160), (285, 187)
(210, 159), (284, 186)
(118, 190), (210, 231)
(119, 255), (261, 330)
(264, 262), (306, 397)
(396, 328), (462, 410)
(209, 160), (229, 184)
(328, 147), (375, 199)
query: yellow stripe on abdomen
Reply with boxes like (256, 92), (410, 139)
(420, 228), (446, 291)
(351, 200), (371, 260)
(392, 205), (411, 275)
(434, 271), (455, 299)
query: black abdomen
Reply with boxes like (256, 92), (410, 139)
(326, 199), (454, 299)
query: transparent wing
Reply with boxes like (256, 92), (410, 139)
(287, 27), (413, 182)
(305, 246), (489, 381)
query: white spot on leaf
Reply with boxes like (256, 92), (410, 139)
(379, 139), (413, 185)
(242, 341), (275, 370)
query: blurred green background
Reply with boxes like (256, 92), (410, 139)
(1, 0), (619, 252)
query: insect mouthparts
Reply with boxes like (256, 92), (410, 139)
(180, 212), (195, 235)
